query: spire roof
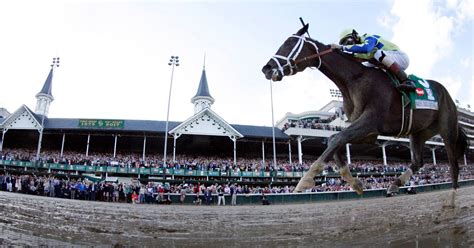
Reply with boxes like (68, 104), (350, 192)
(37, 67), (54, 98)
(192, 69), (214, 100)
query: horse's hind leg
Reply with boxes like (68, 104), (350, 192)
(440, 130), (460, 189)
(387, 129), (434, 196)
(334, 150), (364, 195)
(439, 126), (461, 207)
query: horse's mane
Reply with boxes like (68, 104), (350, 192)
(307, 37), (375, 71)
(303, 36), (397, 104)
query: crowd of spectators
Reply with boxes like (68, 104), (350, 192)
(459, 116), (474, 124)
(1, 149), (473, 180)
(1, 161), (473, 205)
(1, 154), (473, 205)
(1, 148), (313, 172)
(281, 110), (346, 132)
(282, 119), (344, 132)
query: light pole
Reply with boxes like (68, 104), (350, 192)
(329, 89), (342, 99)
(163, 56), (179, 167)
(36, 57), (60, 161)
(269, 81), (277, 175)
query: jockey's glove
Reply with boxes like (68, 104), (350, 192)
(330, 44), (342, 50)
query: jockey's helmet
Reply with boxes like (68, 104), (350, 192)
(339, 28), (359, 45)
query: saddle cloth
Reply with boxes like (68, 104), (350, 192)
(388, 73), (439, 111)
(406, 74), (438, 110)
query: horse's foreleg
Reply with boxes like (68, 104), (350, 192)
(295, 118), (378, 192)
(294, 157), (327, 192)
(334, 150), (363, 195)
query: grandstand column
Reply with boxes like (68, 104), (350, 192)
(346, 143), (351, 165)
(113, 134), (118, 158)
(231, 136), (237, 165)
(297, 136), (303, 165)
(381, 144), (387, 166)
(431, 148), (437, 165)
(172, 133), (181, 163)
(0, 129), (6, 152)
(60, 133), (66, 157)
(142, 135), (147, 161)
(465, 154), (468, 166)
(261, 140), (265, 167)
(288, 141), (292, 164)
(86, 133), (90, 157)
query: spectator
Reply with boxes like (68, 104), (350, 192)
(217, 185), (225, 206)
(204, 187), (212, 205)
(261, 193), (270, 205)
(180, 185), (187, 204)
(230, 183), (237, 206)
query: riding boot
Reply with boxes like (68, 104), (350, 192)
(389, 62), (416, 92)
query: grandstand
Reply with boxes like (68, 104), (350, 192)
(0, 63), (472, 188)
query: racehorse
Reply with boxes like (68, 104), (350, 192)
(261, 23), (468, 196)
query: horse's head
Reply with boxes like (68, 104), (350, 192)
(261, 24), (321, 82)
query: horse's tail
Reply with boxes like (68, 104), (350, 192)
(456, 126), (469, 159)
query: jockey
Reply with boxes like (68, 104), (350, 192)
(331, 28), (416, 92)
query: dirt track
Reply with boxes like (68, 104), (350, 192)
(0, 187), (473, 247)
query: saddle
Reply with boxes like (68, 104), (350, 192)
(386, 73), (439, 137)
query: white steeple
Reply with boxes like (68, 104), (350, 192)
(191, 57), (214, 114)
(35, 57), (59, 117)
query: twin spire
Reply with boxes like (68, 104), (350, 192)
(191, 55), (215, 114)
(33, 56), (213, 117)
(35, 57), (59, 117)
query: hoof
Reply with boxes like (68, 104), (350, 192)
(294, 176), (315, 193)
(386, 184), (400, 197)
(387, 184), (399, 195)
(351, 179), (364, 195)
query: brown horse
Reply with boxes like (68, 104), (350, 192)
(262, 24), (468, 196)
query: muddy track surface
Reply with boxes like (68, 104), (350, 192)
(0, 187), (473, 247)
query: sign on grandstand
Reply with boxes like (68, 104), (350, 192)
(78, 119), (125, 129)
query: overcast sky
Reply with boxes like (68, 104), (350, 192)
(0, 0), (472, 126)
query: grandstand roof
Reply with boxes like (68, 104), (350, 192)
(44, 118), (180, 132)
(0, 108), (10, 119)
(170, 108), (244, 138)
(232, 124), (286, 139)
(1, 105), (43, 131)
(41, 118), (288, 139)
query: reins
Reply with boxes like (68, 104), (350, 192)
(294, 48), (334, 65)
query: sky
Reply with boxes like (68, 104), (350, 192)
(0, 0), (472, 127)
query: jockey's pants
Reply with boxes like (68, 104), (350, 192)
(374, 50), (410, 71)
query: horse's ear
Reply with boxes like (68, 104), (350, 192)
(296, 23), (309, 36)
(352, 29), (358, 37)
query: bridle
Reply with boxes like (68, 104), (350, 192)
(271, 34), (331, 79)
